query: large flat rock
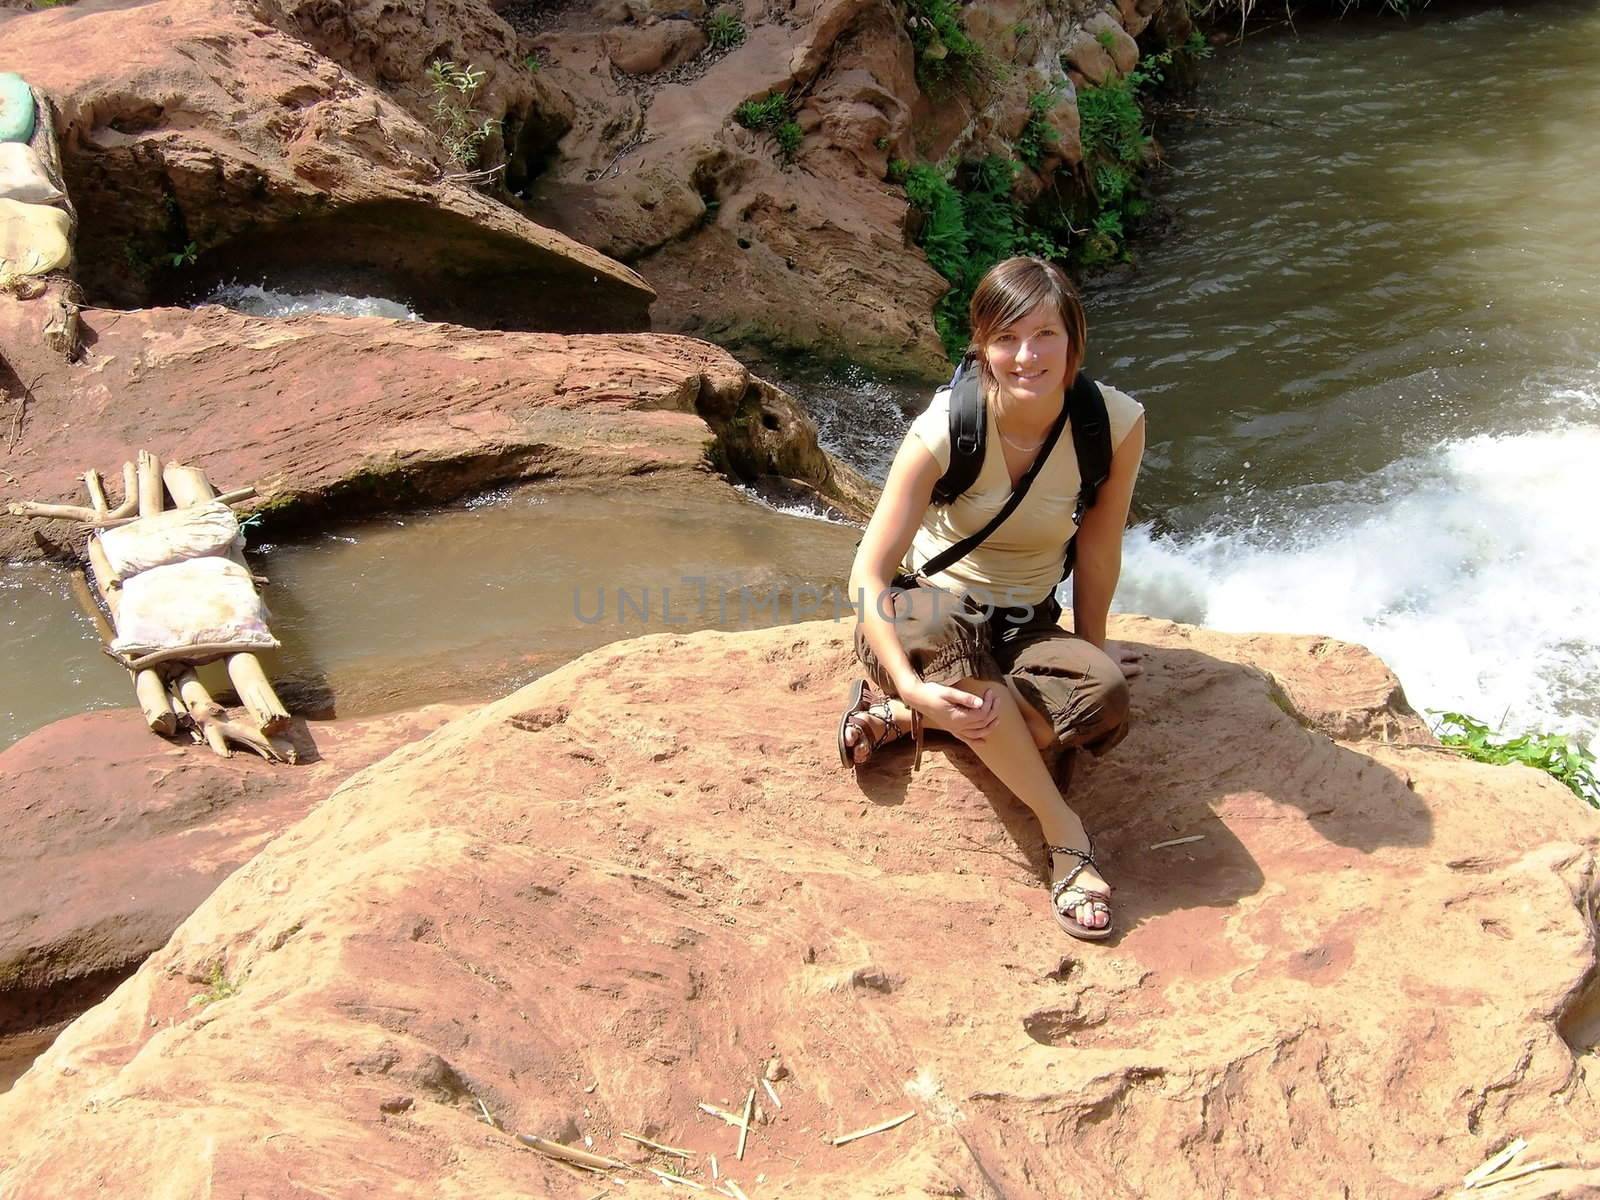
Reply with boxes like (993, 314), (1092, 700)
(0, 304), (871, 563)
(0, 705), (467, 1047)
(1, 616), (1595, 1196)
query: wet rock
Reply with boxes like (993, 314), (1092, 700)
(0, 306), (873, 565)
(1, 617), (1596, 1195)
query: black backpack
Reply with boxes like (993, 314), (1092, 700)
(919, 352), (1113, 584)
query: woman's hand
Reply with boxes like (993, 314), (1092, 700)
(1104, 639), (1144, 685)
(901, 679), (1001, 740)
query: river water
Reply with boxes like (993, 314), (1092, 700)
(802, 0), (1600, 744)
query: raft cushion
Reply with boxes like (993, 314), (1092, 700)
(0, 197), (71, 276)
(98, 500), (242, 581)
(0, 144), (63, 206)
(0, 73), (34, 144)
(110, 557), (279, 663)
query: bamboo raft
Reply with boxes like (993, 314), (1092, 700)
(9, 452), (295, 763)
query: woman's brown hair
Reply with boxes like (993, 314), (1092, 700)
(967, 256), (1088, 388)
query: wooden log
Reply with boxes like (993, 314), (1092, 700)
(136, 450), (163, 517)
(41, 279), (82, 362)
(109, 462), (138, 520)
(85, 536), (177, 736)
(76, 486), (256, 530)
(83, 468), (108, 515)
(6, 499), (102, 521)
(172, 667), (291, 763)
(163, 464), (290, 734)
(161, 461), (214, 508)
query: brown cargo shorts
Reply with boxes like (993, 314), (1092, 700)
(852, 580), (1130, 759)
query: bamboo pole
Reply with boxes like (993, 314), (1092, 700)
(83, 469), (108, 515)
(109, 462), (138, 520)
(85, 535), (176, 736)
(163, 462), (289, 734)
(76, 486), (255, 530)
(6, 499), (102, 521)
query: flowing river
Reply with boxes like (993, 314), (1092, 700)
(5, 2), (1599, 750)
(802, 0), (1600, 744)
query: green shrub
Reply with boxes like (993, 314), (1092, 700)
(734, 93), (802, 163)
(1014, 86), (1064, 169)
(707, 10), (747, 50)
(1433, 712), (1599, 808)
(523, 52), (544, 73)
(904, 0), (986, 90)
(902, 157), (1070, 358)
(426, 59), (500, 168)
(734, 93), (788, 130)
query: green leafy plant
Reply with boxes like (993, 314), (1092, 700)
(523, 52), (544, 73)
(168, 241), (199, 269)
(1096, 28), (1119, 50)
(904, 0), (987, 90)
(901, 156), (1069, 358)
(1432, 712), (1599, 808)
(735, 93), (802, 163)
(1014, 85), (1064, 169)
(426, 59), (501, 168)
(886, 157), (910, 182)
(707, 9), (747, 50)
(189, 962), (240, 1008)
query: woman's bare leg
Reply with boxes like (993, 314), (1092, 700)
(924, 677), (1109, 929)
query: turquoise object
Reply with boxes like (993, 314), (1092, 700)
(0, 74), (36, 144)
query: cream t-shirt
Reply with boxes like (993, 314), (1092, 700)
(903, 381), (1145, 606)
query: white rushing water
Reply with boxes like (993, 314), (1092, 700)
(207, 283), (421, 321)
(1115, 412), (1600, 737)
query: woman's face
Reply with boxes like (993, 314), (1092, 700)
(984, 299), (1071, 407)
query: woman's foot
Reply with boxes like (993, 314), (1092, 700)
(837, 682), (916, 767)
(1047, 840), (1113, 940)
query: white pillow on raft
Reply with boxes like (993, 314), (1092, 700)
(110, 557), (279, 664)
(97, 499), (242, 580)
(0, 144), (63, 206)
(0, 196), (71, 276)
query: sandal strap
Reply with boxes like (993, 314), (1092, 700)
(1046, 836), (1104, 909)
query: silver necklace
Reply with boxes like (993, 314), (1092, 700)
(994, 402), (1051, 453)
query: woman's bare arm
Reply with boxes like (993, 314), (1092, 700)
(848, 435), (944, 695)
(1070, 413), (1145, 650)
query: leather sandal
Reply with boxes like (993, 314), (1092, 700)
(1046, 836), (1114, 941)
(837, 679), (923, 770)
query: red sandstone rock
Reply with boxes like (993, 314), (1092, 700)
(0, 705), (467, 1047)
(0, 0), (650, 329)
(0, 304), (871, 564)
(606, 19), (710, 75)
(0, 616), (1595, 1195)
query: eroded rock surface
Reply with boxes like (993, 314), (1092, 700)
(0, 0), (651, 329)
(0, 303), (871, 564)
(520, 0), (1192, 377)
(1, 616), (1594, 1196)
(0, 705), (466, 1047)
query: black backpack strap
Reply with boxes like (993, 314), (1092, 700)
(931, 351), (984, 506)
(1060, 372), (1113, 580)
(917, 394), (1071, 580)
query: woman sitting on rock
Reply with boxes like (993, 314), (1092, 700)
(838, 255), (1145, 941)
